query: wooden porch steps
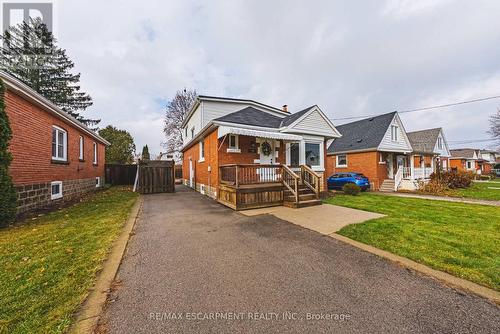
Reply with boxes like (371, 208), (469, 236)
(283, 184), (322, 208)
(379, 179), (395, 192)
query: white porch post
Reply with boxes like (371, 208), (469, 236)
(410, 155), (415, 181)
(431, 156), (435, 172)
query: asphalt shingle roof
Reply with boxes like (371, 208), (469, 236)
(280, 106), (315, 127)
(327, 112), (397, 154)
(450, 149), (477, 159)
(214, 106), (283, 128)
(407, 128), (441, 154)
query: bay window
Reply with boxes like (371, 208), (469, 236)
(305, 143), (320, 166)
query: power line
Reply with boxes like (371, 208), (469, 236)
(332, 94), (500, 121)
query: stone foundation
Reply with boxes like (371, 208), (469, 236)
(15, 177), (101, 215)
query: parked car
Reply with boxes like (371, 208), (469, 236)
(327, 172), (370, 191)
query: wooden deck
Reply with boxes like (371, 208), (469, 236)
(217, 164), (321, 210)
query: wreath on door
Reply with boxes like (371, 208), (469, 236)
(261, 141), (272, 156)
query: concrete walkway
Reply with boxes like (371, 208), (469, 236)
(376, 192), (500, 206)
(241, 204), (384, 234)
(102, 186), (500, 333)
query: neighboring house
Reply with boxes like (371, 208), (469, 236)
(157, 151), (182, 163)
(181, 95), (341, 209)
(406, 127), (451, 172)
(450, 149), (489, 174)
(326, 113), (450, 191)
(479, 150), (499, 173)
(2, 71), (109, 215)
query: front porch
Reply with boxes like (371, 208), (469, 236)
(218, 164), (322, 210)
(381, 152), (438, 191)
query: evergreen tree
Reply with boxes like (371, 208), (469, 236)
(141, 145), (150, 161)
(98, 125), (136, 164)
(0, 79), (17, 226)
(0, 18), (98, 128)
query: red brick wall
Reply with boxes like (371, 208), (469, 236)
(450, 158), (465, 170)
(182, 131), (286, 193)
(326, 151), (387, 190)
(5, 89), (105, 185)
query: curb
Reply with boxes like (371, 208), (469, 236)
(70, 196), (143, 334)
(328, 232), (500, 305)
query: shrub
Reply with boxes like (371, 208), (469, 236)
(430, 170), (473, 189)
(343, 183), (361, 195)
(0, 79), (17, 227)
(418, 180), (450, 195)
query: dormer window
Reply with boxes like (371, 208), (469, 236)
(437, 137), (443, 149)
(390, 125), (398, 141)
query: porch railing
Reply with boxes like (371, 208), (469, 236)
(282, 165), (299, 203)
(300, 165), (320, 199)
(394, 167), (403, 191)
(219, 164), (282, 187)
(401, 167), (434, 180)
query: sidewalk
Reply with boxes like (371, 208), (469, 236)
(376, 192), (500, 206)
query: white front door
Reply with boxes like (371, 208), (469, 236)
(259, 140), (274, 165)
(189, 159), (194, 188)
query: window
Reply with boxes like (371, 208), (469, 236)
(191, 127), (195, 138)
(305, 143), (320, 166)
(227, 134), (241, 153)
(290, 143), (300, 167)
(95, 177), (101, 188)
(51, 126), (67, 161)
(199, 140), (205, 162)
(390, 125), (398, 141)
(185, 127), (188, 138)
(93, 142), (98, 164)
(466, 161), (473, 169)
(437, 137), (443, 149)
(79, 136), (84, 160)
(51, 181), (63, 200)
(336, 154), (347, 167)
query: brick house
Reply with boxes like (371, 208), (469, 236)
(2, 71), (109, 215)
(181, 95), (341, 209)
(326, 112), (451, 191)
(449, 149), (490, 174)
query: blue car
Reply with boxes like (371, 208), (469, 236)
(327, 172), (370, 191)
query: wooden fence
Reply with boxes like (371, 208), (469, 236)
(105, 164), (137, 185)
(135, 160), (175, 194)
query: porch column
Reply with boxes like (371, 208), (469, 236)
(410, 155), (415, 181)
(431, 156), (435, 172)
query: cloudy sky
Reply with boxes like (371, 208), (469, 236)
(54, 0), (500, 153)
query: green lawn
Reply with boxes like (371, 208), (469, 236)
(0, 187), (138, 334)
(453, 181), (500, 201)
(326, 193), (500, 291)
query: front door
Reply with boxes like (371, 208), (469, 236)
(259, 140), (274, 164)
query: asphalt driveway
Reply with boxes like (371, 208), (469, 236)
(102, 185), (500, 333)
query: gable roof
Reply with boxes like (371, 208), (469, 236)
(450, 149), (478, 159)
(327, 112), (397, 154)
(407, 128), (442, 154)
(280, 106), (315, 127)
(0, 71), (110, 145)
(214, 106), (283, 128)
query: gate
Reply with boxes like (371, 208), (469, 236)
(135, 160), (175, 194)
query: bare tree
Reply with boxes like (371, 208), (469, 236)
(162, 88), (197, 154)
(489, 109), (500, 147)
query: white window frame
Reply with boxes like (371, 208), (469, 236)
(51, 181), (63, 200)
(466, 160), (473, 170)
(52, 126), (67, 161)
(93, 142), (98, 164)
(227, 134), (241, 153)
(391, 125), (398, 142)
(79, 136), (84, 160)
(336, 154), (348, 167)
(95, 177), (101, 188)
(199, 139), (205, 162)
(305, 142), (321, 167)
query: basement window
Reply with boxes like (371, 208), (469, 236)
(51, 181), (63, 200)
(96, 177), (101, 188)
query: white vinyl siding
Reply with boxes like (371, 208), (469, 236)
(433, 130), (451, 157)
(289, 109), (338, 137)
(183, 104), (202, 145)
(51, 126), (67, 161)
(378, 115), (412, 152)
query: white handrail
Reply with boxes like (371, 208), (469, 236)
(394, 167), (403, 191)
